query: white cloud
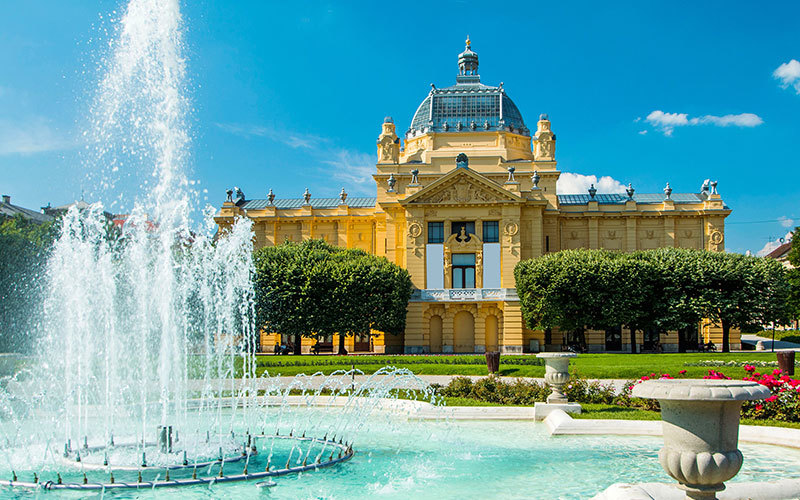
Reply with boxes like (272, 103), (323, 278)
(557, 172), (627, 195)
(774, 59), (800, 94)
(779, 216), (796, 228)
(322, 149), (375, 190)
(214, 122), (326, 150)
(0, 117), (74, 155)
(645, 110), (763, 136)
(638, 130), (648, 135)
(757, 231), (793, 257)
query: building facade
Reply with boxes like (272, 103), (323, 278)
(216, 40), (733, 354)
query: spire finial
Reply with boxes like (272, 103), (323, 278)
(465, 35), (471, 49)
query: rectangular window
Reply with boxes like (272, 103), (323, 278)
(451, 221), (475, 238)
(545, 235), (550, 253)
(482, 221), (499, 243)
(452, 253), (476, 289)
(428, 222), (444, 244)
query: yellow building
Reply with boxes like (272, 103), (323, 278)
(216, 39), (733, 354)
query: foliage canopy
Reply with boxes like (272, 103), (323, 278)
(253, 239), (412, 354)
(515, 248), (790, 353)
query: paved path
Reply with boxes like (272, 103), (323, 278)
(741, 333), (800, 351)
(188, 375), (631, 393)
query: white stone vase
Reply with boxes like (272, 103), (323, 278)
(536, 352), (576, 404)
(632, 379), (770, 500)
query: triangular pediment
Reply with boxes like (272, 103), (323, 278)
(401, 167), (523, 206)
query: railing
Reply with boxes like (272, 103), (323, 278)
(411, 288), (518, 302)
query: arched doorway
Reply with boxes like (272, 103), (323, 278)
(429, 315), (443, 353)
(453, 310), (475, 353)
(485, 315), (498, 352)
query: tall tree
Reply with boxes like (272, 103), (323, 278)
(0, 214), (56, 352)
(786, 227), (800, 326)
(253, 239), (412, 354)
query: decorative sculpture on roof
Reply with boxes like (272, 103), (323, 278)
(267, 188), (275, 205)
(302, 188), (311, 205)
(664, 183), (672, 200)
(339, 188), (347, 204)
(531, 170), (540, 189)
(506, 166), (516, 183)
(377, 118), (399, 164)
(387, 174), (396, 193)
(626, 183), (635, 200)
(534, 114), (555, 161)
(410, 169), (420, 185)
(588, 184), (597, 199)
(456, 153), (469, 169)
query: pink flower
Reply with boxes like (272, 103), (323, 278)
(679, 370), (687, 375)
(744, 365), (755, 372)
(765, 395), (778, 403)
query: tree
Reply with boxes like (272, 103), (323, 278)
(516, 247), (791, 354)
(697, 251), (779, 352)
(0, 214), (56, 352)
(787, 227), (800, 325)
(253, 239), (412, 354)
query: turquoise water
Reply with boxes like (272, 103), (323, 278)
(1, 408), (798, 499)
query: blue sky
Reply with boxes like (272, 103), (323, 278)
(1, 0), (798, 255)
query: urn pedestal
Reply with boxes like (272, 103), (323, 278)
(533, 352), (580, 420)
(632, 379), (770, 500)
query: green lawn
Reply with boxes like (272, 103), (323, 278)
(255, 352), (786, 379)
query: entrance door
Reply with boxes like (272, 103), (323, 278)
(605, 327), (622, 351)
(429, 315), (443, 353)
(485, 315), (499, 352)
(679, 326), (699, 353)
(354, 333), (371, 352)
(453, 311), (475, 353)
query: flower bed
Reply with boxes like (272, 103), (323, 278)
(704, 366), (800, 422)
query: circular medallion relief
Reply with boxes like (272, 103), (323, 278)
(503, 222), (519, 236)
(710, 231), (724, 245)
(408, 222), (423, 238)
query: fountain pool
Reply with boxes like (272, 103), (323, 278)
(0, 401), (798, 499)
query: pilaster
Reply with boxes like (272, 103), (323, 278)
(403, 302), (426, 354)
(626, 218), (637, 251)
(501, 302), (524, 353)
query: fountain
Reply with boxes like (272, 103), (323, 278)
(0, 0), (440, 491)
(3, 0), (800, 497)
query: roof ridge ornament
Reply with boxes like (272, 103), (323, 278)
(626, 183), (635, 200)
(664, 182), (672, 200)
(456, 153), (469, 169)
(588, 184), (597, 199)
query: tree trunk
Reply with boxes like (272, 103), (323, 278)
(721, 318), (730, 353)
(294, 334), (302, 355)
(338, 333), (348, 355)
(630, 326), (638, 354)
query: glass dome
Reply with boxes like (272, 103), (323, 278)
(407, 39), (528, 138)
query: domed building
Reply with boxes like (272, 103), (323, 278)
(217, 39), (732, 354)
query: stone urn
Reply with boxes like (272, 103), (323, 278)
(536, 352), (576, 404)
(632, 379), (770, 499)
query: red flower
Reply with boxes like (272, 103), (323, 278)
(765, 395), (778, 403)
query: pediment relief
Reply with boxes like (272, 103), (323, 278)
(405, 170), (521, 206)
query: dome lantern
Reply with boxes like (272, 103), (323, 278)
(457, 36), (479, 82)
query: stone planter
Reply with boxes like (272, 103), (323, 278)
(534, 352), (580, 420)
(537, 352), (576, 403)
(632, 379), (770, 500)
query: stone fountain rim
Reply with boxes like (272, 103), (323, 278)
(536, 352), (577, 359)
(631, 379), (770, 401)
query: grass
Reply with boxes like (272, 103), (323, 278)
(255, 352), (786, 379)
